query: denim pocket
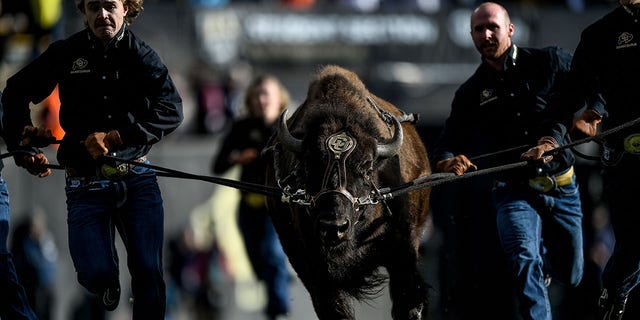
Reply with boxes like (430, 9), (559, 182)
(556, 176), (579, 196)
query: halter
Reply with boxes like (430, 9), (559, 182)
(311, 131), (381, 209)
(278, 130), (383, 211)
(275, 96), (416, 213)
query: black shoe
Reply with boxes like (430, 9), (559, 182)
(599, 288), (628, 320)
(101, 286), (121, 311)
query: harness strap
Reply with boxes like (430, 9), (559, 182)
(316, 131), (357, 206)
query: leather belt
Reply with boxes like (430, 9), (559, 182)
(66, 156), (148, 180)
(528, 165), (574, 193)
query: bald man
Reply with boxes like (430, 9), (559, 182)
(432, 3), (583, 319)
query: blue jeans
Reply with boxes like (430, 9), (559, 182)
(0, 177), (39, 320)
(601, 163), (640, 309)
(494, 176), (584, 320)
(65, 165), (166, 319)
(238, 195), (290, 317)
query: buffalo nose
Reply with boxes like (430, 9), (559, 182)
(318, 218), (350, 243)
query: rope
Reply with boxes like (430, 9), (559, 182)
(1, 115), (639, 201)
(379, 115), (640, 200)
(102, 155), (282, 198)
(379, 161), (529, 200)
(464, 115), (640, 162)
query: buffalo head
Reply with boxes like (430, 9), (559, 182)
(276, 97), (404, 248)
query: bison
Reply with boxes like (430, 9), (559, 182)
(264, 65), (432, 320)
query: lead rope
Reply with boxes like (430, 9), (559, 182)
(378, 115), (640, 200)
(5, 115), (640, 201)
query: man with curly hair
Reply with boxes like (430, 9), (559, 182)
(1, 0), (183, 318)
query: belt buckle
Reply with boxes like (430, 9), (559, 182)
(624, 134), (640, 155)
(100, 163), (129, 179)
(528, 176), (555, 193)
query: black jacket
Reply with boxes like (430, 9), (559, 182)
(1, 26), (183, 173)
(569, 5), (640, 149)
(212, 117), (273, 186)
(433, 44), (575, 183)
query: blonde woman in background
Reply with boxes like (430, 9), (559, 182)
(212, 74), (291, 320)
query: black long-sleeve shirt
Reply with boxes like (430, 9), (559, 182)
(568, 5), (640, 149)
(212, 117), (273, 186)
(1, 26), (183, 174)
(433, 45), (576, 183)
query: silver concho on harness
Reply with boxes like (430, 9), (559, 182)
(327, 132), (355, 159)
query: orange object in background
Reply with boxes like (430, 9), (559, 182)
(41, 85), (64, 146)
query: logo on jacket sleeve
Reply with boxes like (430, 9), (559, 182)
(617, 32), (637, 49)
(70, 58), (90, 74)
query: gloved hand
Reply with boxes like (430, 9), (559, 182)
(21, 125), (56, 148)
(521, 136), (559, 163)
(436, 155), (477, 176)
(84, 130), (123, 159)
(15, 152), (51, 177)
(572, 109), (602, 138)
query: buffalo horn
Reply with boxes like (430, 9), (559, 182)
(278, 109), (303, 153)
(377, 116), (403, 158)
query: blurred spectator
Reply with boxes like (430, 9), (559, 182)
(166, 225), (227, 320)
(590, 204), (614, 271)
(11, 209), (58, 320)
(0, 0), (29, 63)
(212, 74), (291, 320)
(334, 0), (381, 11)
(189, 0), (230, 7)
(25, 0), (63, 58)
(224, 62), (254, 120)
(189, 59), (233, 135)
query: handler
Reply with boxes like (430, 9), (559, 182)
(1, 0), (183, 318)
(566, 0), (640, 318)
(432, 3), (583, 319)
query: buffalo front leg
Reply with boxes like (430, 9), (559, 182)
(309, 287), (355, 320)
(387, 257), (430, 319)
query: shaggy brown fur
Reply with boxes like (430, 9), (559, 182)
(265, 65), (431, 320)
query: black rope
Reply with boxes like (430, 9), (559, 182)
(0, 150), (20, 160)
(378, 161), (529, 200)
(102, 155), (282, 198)
(379, 115), (640, 200)
(2, 115), (639, 202)
(470, 144), (529, 162)
(540, 115), (640, 159)
(464, 115), (640, 162)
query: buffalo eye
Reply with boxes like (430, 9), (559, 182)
(357, 159), (375, 179)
